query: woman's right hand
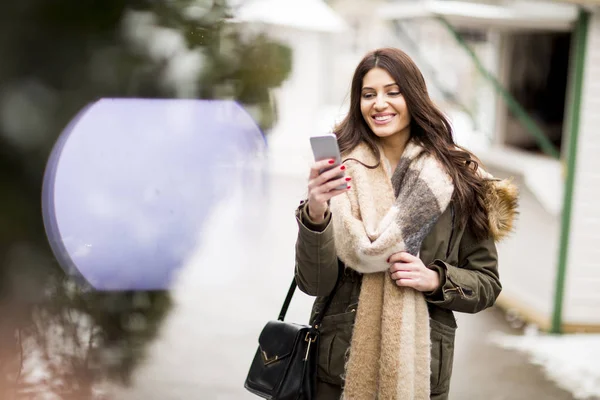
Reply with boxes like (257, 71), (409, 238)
(307, 159), (351, 223)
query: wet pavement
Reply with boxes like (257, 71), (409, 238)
(111, 169), (576, 400)
(451, 309), (573, 400)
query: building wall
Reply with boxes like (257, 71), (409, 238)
(489, 161), (560, 329)
(264, 26), (335, 176)
(563, 10), (600, 326)
(326, 0), (389, 108)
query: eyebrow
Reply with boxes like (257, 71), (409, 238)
(361, 83), (399, 91)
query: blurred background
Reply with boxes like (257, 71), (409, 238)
(1, 0), (599, 399)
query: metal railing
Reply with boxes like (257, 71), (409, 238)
(437, 16), (562, 159)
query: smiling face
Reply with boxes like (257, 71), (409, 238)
(360, 67), (411, 142)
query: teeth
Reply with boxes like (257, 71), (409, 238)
(375, 115), (393, 121)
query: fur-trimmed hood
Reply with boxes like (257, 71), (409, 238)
(484, 177), (519, 242)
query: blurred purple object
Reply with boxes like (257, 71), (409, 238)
(42, 98), (266, 291)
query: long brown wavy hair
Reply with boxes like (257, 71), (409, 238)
(335, 47), (490, 240)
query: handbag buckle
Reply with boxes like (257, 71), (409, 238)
(304, 332), (317, 343)
(261, 350), (279, 366)
(303, 332), (317, 361)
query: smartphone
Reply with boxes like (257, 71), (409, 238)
(310, 133), (346, 190)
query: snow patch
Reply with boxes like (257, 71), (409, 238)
(490, 328), (600, 400)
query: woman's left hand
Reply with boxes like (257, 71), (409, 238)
(388, 252), (440, 293)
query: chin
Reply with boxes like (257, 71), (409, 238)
(371, 126), (398, 138)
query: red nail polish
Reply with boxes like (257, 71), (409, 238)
(345, 177), (352, 181)
(340, 165), (346, 171)
(347, 185), (351, 190)
(328, 159), (335, 164)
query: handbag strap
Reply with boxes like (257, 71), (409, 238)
(278, 260), (343, 328)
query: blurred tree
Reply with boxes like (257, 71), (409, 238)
(126, 0), (292, 129)
(0, 0), (291, 398)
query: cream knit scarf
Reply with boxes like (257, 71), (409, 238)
(330, 140), (454, 399)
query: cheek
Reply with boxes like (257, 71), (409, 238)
(360, 102), (370, 123)
(397, 99), (411, 123)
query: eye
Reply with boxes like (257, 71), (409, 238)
(362, 93), (375, 99)
(388, 91), (401, 96)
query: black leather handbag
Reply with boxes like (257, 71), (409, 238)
(244, 273), (339, 400)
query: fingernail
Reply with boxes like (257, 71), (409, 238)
(387, 257), (390, 263)
(340, 165), (346, 170)
(345, 177), (352, 181)
(328, 159), (335, 164)
(347, 185), (351, 190)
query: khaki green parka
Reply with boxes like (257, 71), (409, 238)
(294, 185), (516, 399)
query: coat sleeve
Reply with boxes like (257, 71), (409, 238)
(424, 227), (502, 314)
(294, 202), (339, 297)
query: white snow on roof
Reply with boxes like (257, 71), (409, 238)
(377, 0), (577, 31)
(232, 0), (348, 32)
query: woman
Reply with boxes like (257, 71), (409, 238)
(294, 48), (518, 400)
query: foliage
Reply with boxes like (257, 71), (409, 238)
(0, 0), (291, 397)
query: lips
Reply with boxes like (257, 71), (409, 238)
(372, 113), (396, 125)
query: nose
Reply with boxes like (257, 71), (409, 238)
(374, 94), (387, 110)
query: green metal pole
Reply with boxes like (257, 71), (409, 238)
(551, 8), (590, 334)
(438, 16), (561, 160)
